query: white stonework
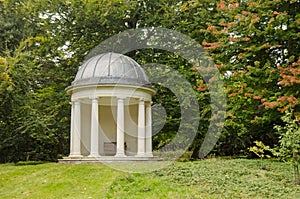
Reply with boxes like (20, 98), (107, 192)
(59, 52), (157, 163)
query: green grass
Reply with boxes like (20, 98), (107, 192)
(1, 158), (300, 198)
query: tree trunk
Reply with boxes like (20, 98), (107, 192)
(294, 164), (297, 185)
(297, 164), (300, 185)
(191, 146), (200, 160)
(191, 145), (205, 160)
(292, 152), (299, 185)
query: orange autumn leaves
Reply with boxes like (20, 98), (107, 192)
(226, 57), (300, 113)
(278, 57), (300, 86)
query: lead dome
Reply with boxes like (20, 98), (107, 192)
(69, 52), (151, 88)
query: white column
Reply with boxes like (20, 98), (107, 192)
(136, 99), (146, 156)
(89, 98), (100, 157)
(69, 100), (82, 157)
(145, 102), (153, 157)
(69, 101), (74, 156)
(115, 98), (126, 157)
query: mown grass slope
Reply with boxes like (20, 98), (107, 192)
(1, 158), (300, 198)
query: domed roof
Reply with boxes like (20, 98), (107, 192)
(69, 52), (151, 88)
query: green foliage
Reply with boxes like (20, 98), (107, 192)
(274, 109), (300, 185)
(0, 38), (38, 162)
(274, 110), (300, 159)
(249, 141), (271, 169)
(249, 141), (271, 159)
(200, 0), (300, 156)
(0, 0), (140, 162)
(1, 0), (300, 162)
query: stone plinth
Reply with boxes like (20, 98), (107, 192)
(58, 156), (162, 164)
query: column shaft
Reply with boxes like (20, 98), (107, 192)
(145, 102), (153, 157)
(89, 98), (100, 157)
(115, 98), (126, 157)
(69, 101), (74, 156)
(137, 99), (146, 156)
(70, 101), (82, 157)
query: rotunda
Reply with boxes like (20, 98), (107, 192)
(60, 52), (156, 162)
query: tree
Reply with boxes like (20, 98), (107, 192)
(0, 0), (136, 162)
(249, 141), (271, 169)
(274, 109), (300, 185)
(198, 0), (300, 155)
(0, 38), (36, 162)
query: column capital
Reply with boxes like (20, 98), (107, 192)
(74, 100), (81, 105)
(145, 101), (153, 105)
(138, 99), (145, 105)
(117, 97), (126, 105)
(91, 98), (99, 103)
(89, 96), (98, 100)
(139, 98), (145, 101)
(117, 96), (126, 100)
(146, 100), (153, 104)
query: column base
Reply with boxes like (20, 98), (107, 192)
(144, 153), (153, 157)
(135, 153), (147, 157)
(115, 153), (126, 157)
(135, 152), (153, 157)
(69, 154), (83, 158)
(59, 156), (163, 163)
(88, 154), (101, 158)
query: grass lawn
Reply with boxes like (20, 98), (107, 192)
(1, 158), (300, 198)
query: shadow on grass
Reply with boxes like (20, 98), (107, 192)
(14, 161), (48, 166)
